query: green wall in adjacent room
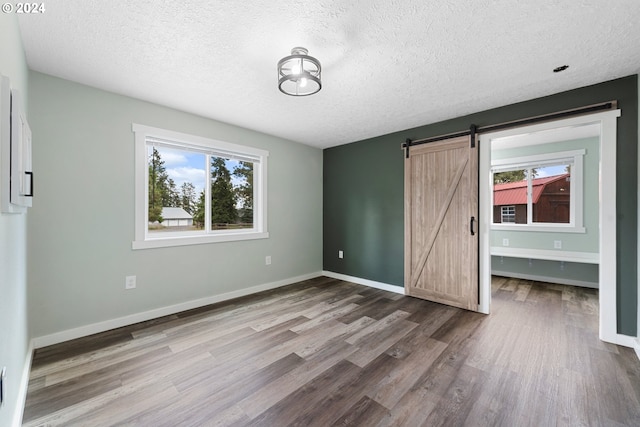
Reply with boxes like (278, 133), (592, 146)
(323, 75), (638, 336)
(491, 257), (599, 288)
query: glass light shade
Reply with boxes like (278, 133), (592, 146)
(277, 47), (321, 96)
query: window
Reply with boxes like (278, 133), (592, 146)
(501, 206), (516, 223)
(491, 149), (585, 233)
(133, 124), (268, 249)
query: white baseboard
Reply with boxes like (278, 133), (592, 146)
(322, 271), (405, 295)
(612, 333), (640, 351)
(491, 270), (598, 289)
(635, 338), (640, 362)
(32, 271), (322, 349)
(12, 339), (34, 427)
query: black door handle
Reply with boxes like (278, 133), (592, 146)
(470, 216), (476, 236)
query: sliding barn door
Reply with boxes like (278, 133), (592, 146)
(405, 136), (479, 311)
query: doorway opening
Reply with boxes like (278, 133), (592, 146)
(478, 109), (621, 344)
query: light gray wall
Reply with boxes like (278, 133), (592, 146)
(0, 12), (30, 427)
(27, 72), (323, 339)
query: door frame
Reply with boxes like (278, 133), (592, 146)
(478, 109), (621, 344)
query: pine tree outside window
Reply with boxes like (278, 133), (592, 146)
(133, 124), (268, 249)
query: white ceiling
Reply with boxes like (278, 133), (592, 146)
(17, 0), (640, 149)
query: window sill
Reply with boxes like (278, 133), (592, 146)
(132, 231), (269, 250)
(491, 224), (586, 233)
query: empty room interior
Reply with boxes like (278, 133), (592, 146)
(2, 1), (640, 426)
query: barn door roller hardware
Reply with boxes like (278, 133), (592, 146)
(402, 101), (615, 157)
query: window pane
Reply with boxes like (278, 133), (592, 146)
(233, 161), (254, 229)
(501, 206), (516, 223)
(493, 169), (528, 224)
(210, 157), (254, 230)
(532, 164), (571, 224)
(147, 145), (206, 234)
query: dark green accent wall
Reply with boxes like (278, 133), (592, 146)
(323, 136), (405, 285)
(323, 75), (638, 336)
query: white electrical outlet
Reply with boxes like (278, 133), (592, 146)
(125, 275), (136, 290)
(502, 238), (509, 247)
(338, 250), (344, 259)
(265, 256), (271, 265)
(554, 240), (562, 249)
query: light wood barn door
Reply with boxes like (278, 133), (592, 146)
(405, 136), (479, 311)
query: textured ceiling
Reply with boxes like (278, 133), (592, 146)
(17, 0), (640, 148)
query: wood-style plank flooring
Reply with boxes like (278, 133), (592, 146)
(23, 276), (640, 426)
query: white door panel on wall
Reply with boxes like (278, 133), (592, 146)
(0, 75), (33, 213)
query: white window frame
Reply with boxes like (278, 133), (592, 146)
(491, 149), (585, 233)
(500, 205), (516, 223)
(132, 124), (269, 249)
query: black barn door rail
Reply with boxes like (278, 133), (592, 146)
(402, 101), (615, 158)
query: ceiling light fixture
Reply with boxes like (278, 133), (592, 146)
(277, 47), (321, 96)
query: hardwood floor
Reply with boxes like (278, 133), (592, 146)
(22, 276), (640, 426)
